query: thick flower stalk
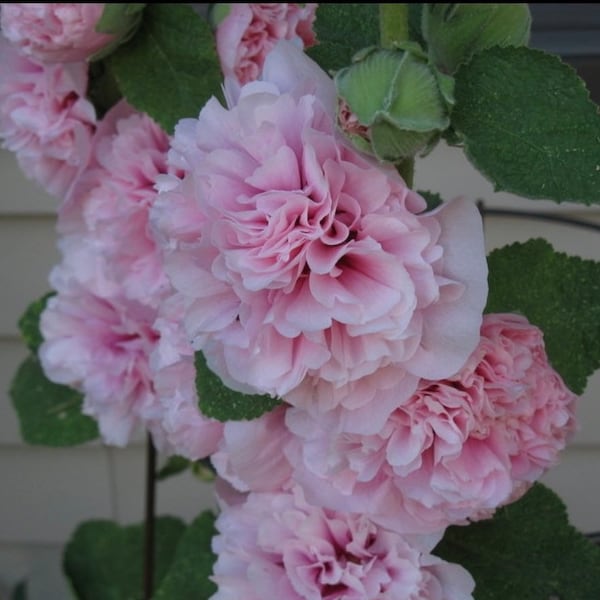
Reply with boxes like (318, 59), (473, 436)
(152, 42), (488, 420)
(210, 485), (476, 600)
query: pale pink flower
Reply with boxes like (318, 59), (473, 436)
(39, 272), (161, 446)
(210, 486), (475, 600)
(0, 36), (96, 197)
(57, 101), (173, 308)
(1, 3), (114, 63)
(287, 313), (578, 534)
(211, 405), (294, 492)
(153, 42), (488, 408)
(217, 3), (317, 84)
(37, 102), (216, 450)
(149, 293), (224, 459)
(477, 313), (578, 483)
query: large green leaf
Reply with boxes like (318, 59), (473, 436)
(486, 239), (600, 394)
(64, 517), (185, 600)
(452, 46), (600, 205)
(195, 352), (281, 422)
(10, 355), (99, 446)
(17, 292), (54, 354)
(435, 484), (600, 600)
(154, 511), (217, 599)
(107, 4), (222, 134)
(306, 4), (379, 74)
(422, 4), (531, 74)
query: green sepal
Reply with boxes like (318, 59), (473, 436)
(336, 48), (449, 161)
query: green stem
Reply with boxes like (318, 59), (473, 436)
(379, 3), (415, 187)
(379, 3), (410, 49)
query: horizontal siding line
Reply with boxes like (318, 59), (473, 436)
(0, 212), (56, 220)
(0, 441), (146, 452)
(0, 334), (24, 343)
(0, 540), (64, 551)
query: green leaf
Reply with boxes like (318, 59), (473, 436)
(195, 351), (281, 422)
(306, 4), (379, 74)
(156, 455), (191, 481)
(96, 4), (146, 35)
(417, 190), (444, 211)
(154, 511), (217, 600)
(435, 483), (600, 600)
(64, 517), (185, 600)
(486, 239), (600, 394)
(17, 292), (54, 354)
(107, 4), (223, 134)
(452, 46), (600, 205)
(10, 355), (99, 446)
(90, 4), (147, 62)
(422, 4), (531, 74)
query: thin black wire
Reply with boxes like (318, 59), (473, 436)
(477, 201), (600, 233)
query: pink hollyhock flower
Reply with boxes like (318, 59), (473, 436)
(149, 293), (224, 459)
(210, 486), (475, 600)
(211, 405), (294, 492)
(0, 37), (96, 197)
(477, 313), (578, 484)
(37, 102), (221, 450)
(39, 272), (161, 446)
(0, 4), (114, 63)
(57, 101), (173, 308)
(152, 42), (488, 407)
(286, 313), (578, 534)
(217, 3), (317, 84)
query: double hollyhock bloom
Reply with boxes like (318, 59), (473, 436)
(151, 41), (488, 436)
(0, 36), (97, 197)
(286, 313), (578, 534)
(0, 3), (114, 63)
(210, 485), (476, 600)
(39, 101), (223, 452)
(216, 3), (317, 85)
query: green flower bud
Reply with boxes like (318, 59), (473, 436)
(335, 48), (450, 162)
(90, 4), (147, 61)
(423, 4), (531, 74)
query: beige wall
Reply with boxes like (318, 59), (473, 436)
(1, 142), (599, 598)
